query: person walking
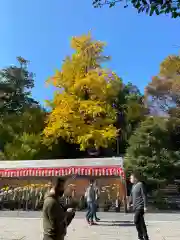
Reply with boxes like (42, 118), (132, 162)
(43, 178), (75, 240)
(129, 172), (149, 240)
(94, 181), (100, 221)
(85, 180), (96, 225)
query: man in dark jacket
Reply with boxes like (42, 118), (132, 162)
(43, 178), (75, 240)
(129, 172), (149, 240)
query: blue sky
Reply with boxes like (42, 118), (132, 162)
(0, 0), (179, 105)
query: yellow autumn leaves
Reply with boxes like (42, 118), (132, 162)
(43, 33), (122, 150)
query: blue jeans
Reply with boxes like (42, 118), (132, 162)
(86, 202), (95, 222)
(94, 202), (98, 219)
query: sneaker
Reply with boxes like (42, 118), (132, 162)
(144, 234), (149, 240)
(95, 218), (100, 222)
(89, 221), (97, 225)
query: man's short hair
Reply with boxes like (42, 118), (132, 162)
(131, 171), (142, 181)
(52, 177), (65, 188)
(89, 179), (94, 184)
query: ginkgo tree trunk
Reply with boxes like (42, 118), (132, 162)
(43, 33), (122, 151)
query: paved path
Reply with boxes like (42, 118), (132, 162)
(0, 212), (180, 240)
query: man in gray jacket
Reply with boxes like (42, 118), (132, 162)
(129, 172), (149, 240)
(43, 178), (75, 240)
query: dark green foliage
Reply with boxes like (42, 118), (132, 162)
(0, 57), (38, 116)
(92, 0), (180, 18)
(114, 82), (146, 155)
(125, 116), (180, 187)
(0, 57), (48, 159)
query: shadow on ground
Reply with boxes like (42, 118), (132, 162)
(96, 220), (135, 227)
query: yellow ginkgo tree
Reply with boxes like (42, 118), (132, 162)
(43, 33), (122, 151)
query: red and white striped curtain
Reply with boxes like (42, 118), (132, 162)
(0, 166), (124, 179)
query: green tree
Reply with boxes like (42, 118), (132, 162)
(125, 116), (180, 188)
(0, 57), (49, 159)
(0, 151), (5, 160)
(114, 82), (146, 155)
(0, 56), (38, 116)
(93, 0), (180, 18)
(4, 133), (43, 160)
(0, 106), (46, 151)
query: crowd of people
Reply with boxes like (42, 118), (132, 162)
(42, 173), (149, 240)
